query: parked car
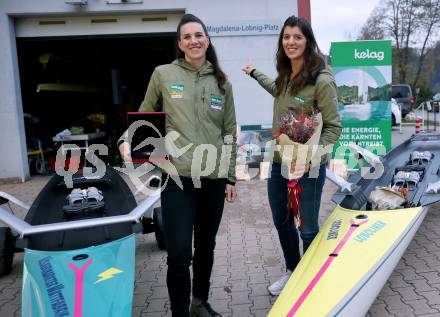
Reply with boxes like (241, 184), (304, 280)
(391, 98), (402, 126)
(391, 84), (414, 117)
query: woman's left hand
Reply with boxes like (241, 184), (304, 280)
(225, 184), (237, 202)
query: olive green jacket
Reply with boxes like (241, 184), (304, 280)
(120, 59), (237, 183)
(252, 68), (342, 164)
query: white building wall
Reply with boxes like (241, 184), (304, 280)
(0, 15), (28, 182)
(0, 0), (298, 180)
(189, 0), (297, 125)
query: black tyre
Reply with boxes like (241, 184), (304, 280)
(141, 216), (155, 234)
(0, 228), (14, 276)
(35, 158), (47, 175)
(153, 207), (166, 250)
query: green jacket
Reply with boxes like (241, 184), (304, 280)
(252, 68), (341, 165)
(120, 59), (237, 183)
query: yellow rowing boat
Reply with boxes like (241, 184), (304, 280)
(270, 134), (440, 317)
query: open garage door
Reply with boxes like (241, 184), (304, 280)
(15, 13), (181, 172)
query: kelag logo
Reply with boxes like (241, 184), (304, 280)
(354, 48), (385, 61)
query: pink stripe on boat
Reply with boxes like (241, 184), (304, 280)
(286, 217), (368, 316)
(69, 259), (93, 317)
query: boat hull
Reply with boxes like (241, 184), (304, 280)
(268, 205), (428, 317)
(22, 234), (136, 317)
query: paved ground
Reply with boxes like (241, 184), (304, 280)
(1, 126), (440, 316)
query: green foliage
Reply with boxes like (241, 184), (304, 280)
(415, 80), (434, 104)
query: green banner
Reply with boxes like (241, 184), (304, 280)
(331, 40), (392, 169)
(331, 40), (392, 67)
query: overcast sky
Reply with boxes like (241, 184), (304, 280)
(310, 0), (382, 55)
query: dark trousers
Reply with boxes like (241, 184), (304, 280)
(267, 163), (326, 271)
(161, 175), (226, 317)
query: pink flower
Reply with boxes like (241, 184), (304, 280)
(274, 109), (316, 144)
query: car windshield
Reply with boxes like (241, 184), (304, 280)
(391, 86), (410, 98)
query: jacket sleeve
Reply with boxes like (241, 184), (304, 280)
(251, 69), (277, 97)
(223, 81), (237, 183)
(315, 75), (342, 147)
(138, 68), (163, 112)
(118, 69), (163, 145)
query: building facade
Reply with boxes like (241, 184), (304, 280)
(0, 0), (310, 181)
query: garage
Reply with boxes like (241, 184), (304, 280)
(14, 14), (181, 172)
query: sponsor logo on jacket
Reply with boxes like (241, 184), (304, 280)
(169, 84), (185, 99)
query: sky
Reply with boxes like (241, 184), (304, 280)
(310, 0), (382, 55)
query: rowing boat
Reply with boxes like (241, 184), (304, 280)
(269, 134), (440, 317)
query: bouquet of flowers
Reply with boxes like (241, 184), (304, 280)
(277, 111), (316, 143)
(274, 107), (323, 228)
(275, 108), (322, 177)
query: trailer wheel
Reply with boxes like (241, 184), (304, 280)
(153, 207), (166, 250)
(0, 228), (14, 276)
(141, 216), (155, 234)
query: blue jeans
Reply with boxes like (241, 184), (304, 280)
(267, 163), (326, 271)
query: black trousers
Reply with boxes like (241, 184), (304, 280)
(161, 175), (226, 317)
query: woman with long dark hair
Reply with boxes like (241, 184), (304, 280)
(119, 13), (237, 317)
(243, 15), (341, 295)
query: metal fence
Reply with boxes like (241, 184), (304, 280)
(399, 100), (440, 133)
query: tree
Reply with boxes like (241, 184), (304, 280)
(358, 0), (440, 89)
(357, 6), (386, 41)
(388, 0), (418, 84)
(411, 0), (440, 88)
(426, 41), (440, 92)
